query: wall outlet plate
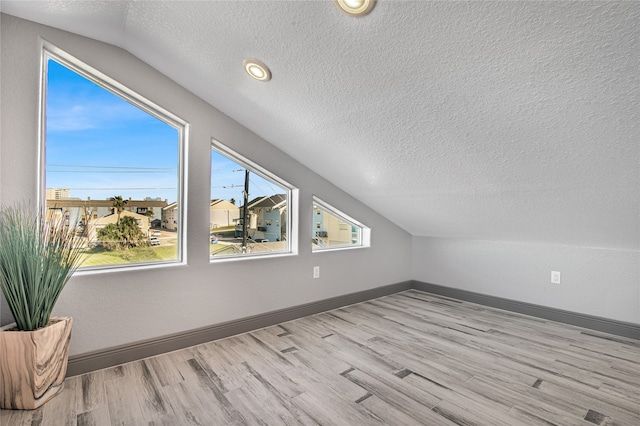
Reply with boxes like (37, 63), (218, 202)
(313, 266), (320, 279)
(551, 271), (561, 284)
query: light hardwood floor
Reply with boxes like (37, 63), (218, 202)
(2, 290), (640, 425)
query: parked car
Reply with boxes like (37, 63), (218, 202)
(149, 237), (160, 246)
(152, 230), (161, 236)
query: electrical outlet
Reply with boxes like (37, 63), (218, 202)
(551, 271), (561, 284)
(313, 266), (320, 279)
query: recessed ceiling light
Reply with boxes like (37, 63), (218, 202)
(243, 59), (271, 81)
(334, 0), (376, 16)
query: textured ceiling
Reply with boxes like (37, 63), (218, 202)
(2, 1), (638, 250)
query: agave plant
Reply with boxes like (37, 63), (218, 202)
(0, 204), (86, 331)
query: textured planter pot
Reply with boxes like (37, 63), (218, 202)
(0, 316), (73, 410)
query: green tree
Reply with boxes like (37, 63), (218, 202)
(97, 223), (122, 250)
(109, 195), (128, 224)
(119, 216), (147, 248)
(97, 215), (147, 250)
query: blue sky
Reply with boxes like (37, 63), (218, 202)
(210, 151), (285, 206)
(46, 59), (281, 205)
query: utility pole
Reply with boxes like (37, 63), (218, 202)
(241, 170), (249, 253)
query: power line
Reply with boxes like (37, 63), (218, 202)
(48, 164), (174, 171)
(211, 183), (244, 189)
(48, 171), (172, 174)
(248, 177), (285, 200)
(58, 187), (176, 190)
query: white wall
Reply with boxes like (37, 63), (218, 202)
(413, 237), (640, 324)
(0, 14), (412, 355)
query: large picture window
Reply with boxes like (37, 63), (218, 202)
(312, 196), (370, 251)
(210, 140), (297, 259)
(42, 46), (186, 269)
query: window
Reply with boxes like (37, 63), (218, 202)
(312, 196), (370, 251)
(42, 45), (186, 269)
(210, 139), (297, 259)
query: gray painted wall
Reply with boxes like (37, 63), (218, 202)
(412, 237), (639, 325)
(0, 15), (412, 355)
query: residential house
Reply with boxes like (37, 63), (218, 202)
(313, 206), (355, 246)
(236, 194), (286, 242)
(209, 199), (239, 229)
(88, 210), (151, 242)
(162, 202), (179, 231)
(45, 197), (168, 230)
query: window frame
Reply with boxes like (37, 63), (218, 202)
(312, 196), (371, 252)
(39, 42), (189, 272)
(210, 139), (298, 261)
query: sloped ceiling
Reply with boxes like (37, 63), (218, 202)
(2, 1), (638, 250)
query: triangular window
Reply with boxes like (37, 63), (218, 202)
(210, 139), (298, 259)
(312, 196), (370, 251)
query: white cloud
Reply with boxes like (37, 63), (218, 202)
(47, 99), (152, 132)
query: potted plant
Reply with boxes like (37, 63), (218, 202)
(0, 204), (86, 410)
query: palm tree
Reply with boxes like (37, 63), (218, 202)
(109, 195), (128, 224)
(81, 204), (93, 238)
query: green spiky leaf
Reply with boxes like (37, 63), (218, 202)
(0, 204), (86, 331)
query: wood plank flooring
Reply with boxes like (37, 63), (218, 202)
(2, 289), (639, 425)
